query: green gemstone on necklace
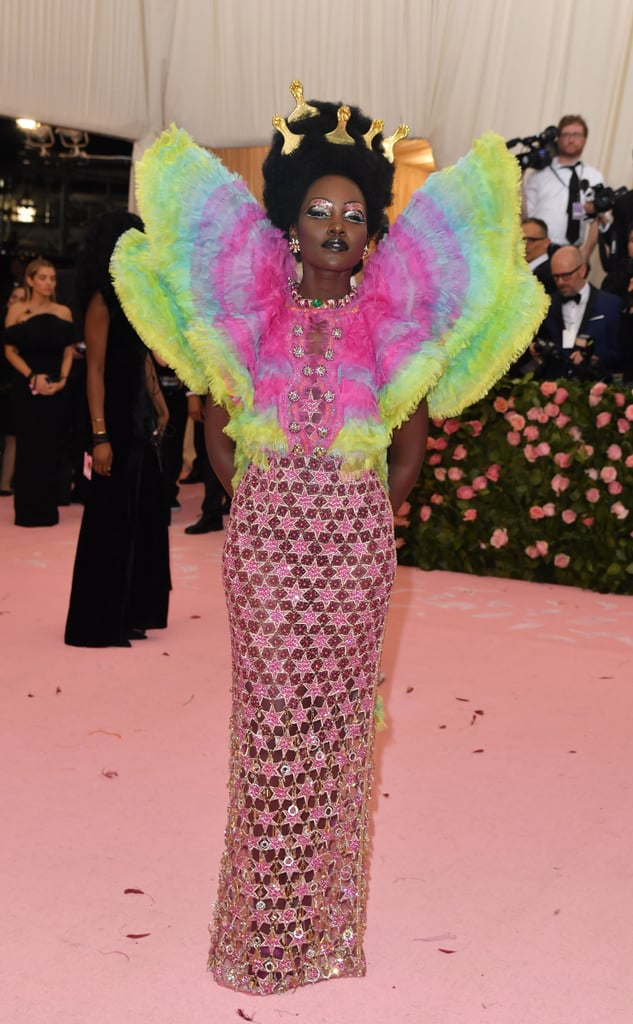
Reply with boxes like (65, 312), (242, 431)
(309, 298), (324, 307)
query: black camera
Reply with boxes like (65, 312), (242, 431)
(582, 182), (629, 215)
(506, 126), (559, 172)
(516, 337), (562, 379)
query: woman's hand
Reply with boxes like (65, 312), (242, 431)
(154, 406), (169, 440)
(92, 441), (113, 476)
(30, 373), (58, 396)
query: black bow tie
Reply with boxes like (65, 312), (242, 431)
(562, 294), (581, 304)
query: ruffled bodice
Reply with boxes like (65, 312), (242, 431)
(111, 126), (549, 487)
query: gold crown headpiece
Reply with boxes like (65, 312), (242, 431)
(272, 80), (409, 163)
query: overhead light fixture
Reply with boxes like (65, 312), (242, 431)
(56, 127), (89, 158)
(17, 121), (55, 157)
(12, 195), (37, 223)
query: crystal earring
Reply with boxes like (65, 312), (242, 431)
(289, 235), (301, 256)
(362, 244), (370, 259)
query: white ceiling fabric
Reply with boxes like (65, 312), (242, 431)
(1, 0), (633, 186)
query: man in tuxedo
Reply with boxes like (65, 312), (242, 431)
(536, 245), (621, 379)
(522, 217), (556, 295)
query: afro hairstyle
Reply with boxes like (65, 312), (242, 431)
(262, 98), (395, 241)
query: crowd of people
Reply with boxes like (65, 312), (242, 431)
(516, 113), (633, 381)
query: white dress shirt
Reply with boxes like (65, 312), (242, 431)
(524, 158), (604, 247)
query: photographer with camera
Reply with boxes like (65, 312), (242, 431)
(523, 115), (608, 261)
(601, 222), (633, 381)
(530, 246), (621, 381)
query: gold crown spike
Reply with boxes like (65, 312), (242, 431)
(325, 105), (355, 146)
(272, 114), (303, 156)
(362, 119), (384, 150)
(381, 124), (410, 163)
(287, 80), (320, 123)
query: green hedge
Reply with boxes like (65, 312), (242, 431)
(396, 377), (633, 594)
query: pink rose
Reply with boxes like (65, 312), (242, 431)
(600, 466), (617, 483)
(398, 501), (411, 516)
(561, 509), (577, 524)
(583, 445), (594, 458)
(568, 426), (582, 441)
(626, 455), (633, 468)
(430, 493), (444, 505)
(585, 488), (600, 503)
(452, 444), (468, 460)
(608, 481), (623, 495)
(485, 464), (500, 482)
(625, 405), (633, 421)
(526, 406), (542, 421)
(554, 452), (571, 468)
(617, 419), (630, 434)
(529, 505), (546, 519)
(507, 412), (526, 431)
(507, 431), (522, 446)
(456, 485), (475, 500)
(551, 474), (570, 495)
(523, 444), (538, 463)
(555, 414), (571, 428)
(490, 528), (509, 548)
(544, 402), (560, 418)
(554, 387), (568, 404)
(614, 392), (626, 407)
(540, 381), (557, 396)
(420, 505), (432, 521)
(581, 516), (595, 527)
(434, 436), (448, 451)
(434, 467), (447, 480)
(543, 503), (556, 517)
(537, 410), (549, 424)
(535, 540), (548, 556)
(426, 436), (436, 450)
(463, 508), (478, 522)
(596, 412), (612, 428)
(554, 554), (570, 569)
(443, 418), (461, 435)
(611, 502), (629, 520)
(393, 514), (410, 527)
(466, 420), (483, 437)
(585, 468), (598, 480)
(589, 381), (608, 403)
(447, 467), (462, 481)
(493, 396), (510, 413)
(607, 444), (622, 460)
(524, 425), (540, 442)
(428, 453), (442, 465)
(472, 476), (488, 491)
(535, 442), (551, 457)
(395, 537), (405, 549)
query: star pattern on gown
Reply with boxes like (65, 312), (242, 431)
(208, 454), (396, 995)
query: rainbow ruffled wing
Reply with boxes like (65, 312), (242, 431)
(364, 131), (549, 426)
(111, 125), (293, 413)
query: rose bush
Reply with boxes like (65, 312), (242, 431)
(396, 377), (633, 593)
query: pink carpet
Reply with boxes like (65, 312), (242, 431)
(2, 483), (633, 1024)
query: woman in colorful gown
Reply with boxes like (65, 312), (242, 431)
(65, 212), (171, 648)
(4, 259), (74, 526)
(112, 83), (548, 993)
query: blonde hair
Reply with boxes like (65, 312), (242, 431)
(24, 257), (56, 302)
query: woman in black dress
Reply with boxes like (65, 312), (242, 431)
(4, 259), (74, 526)
(65, 212), (171, 647)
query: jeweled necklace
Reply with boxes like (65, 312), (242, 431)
(289, 279), (357, 310)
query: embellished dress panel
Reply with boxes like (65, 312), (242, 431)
(208, 297), (396, 992)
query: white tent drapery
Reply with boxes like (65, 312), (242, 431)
(1, 0), (633, 186)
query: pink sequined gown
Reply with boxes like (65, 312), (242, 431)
(112, 126), (547, 997)
(207, 296), (396, 994)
